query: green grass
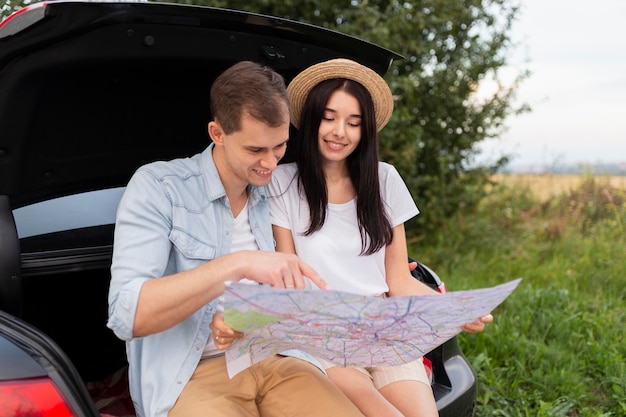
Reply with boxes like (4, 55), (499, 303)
(410, 176), (626, 416)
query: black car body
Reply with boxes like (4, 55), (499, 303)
(0, 1), (476, 415)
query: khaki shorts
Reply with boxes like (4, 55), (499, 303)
(169, 355), (364, 417)
(316, 356), (431, 390)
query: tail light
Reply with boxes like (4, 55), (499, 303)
(0, 377), (76, 417)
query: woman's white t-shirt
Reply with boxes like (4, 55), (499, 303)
(267, 162), (419, 296)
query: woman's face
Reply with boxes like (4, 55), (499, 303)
(317, 90), (361, 163)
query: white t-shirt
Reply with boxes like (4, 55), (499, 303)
(268, 162), (419, 296)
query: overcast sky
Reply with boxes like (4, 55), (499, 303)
(479, 0), (626, 167)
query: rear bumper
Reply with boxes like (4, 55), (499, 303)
(427, 338), (477, 417)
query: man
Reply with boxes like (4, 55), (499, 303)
(107, 61), (365, 417)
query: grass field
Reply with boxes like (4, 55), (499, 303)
(410, 174), (626, 416)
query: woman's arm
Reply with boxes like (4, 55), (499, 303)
(385, 224), (438, 297)
(273, 224), (298, 254)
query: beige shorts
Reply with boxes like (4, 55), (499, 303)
(316, 356), (431, 390)
(169, 355), (364, 417)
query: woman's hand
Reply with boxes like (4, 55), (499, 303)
(209, 312), (243, 350)
(461, 314), (494, 333)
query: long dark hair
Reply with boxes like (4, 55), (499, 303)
(296, 78), (392, 255)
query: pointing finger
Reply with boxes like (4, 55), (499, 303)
(298, 260), (328, 290)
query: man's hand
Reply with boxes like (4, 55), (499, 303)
(461, 314), (494, 333)
(242, 251), (329, 290)
(209, 312), (243, 350)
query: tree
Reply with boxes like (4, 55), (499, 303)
(1, 0), (30, 18)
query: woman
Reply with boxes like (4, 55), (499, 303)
(266, 58), (491, 417)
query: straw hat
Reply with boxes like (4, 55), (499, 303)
(287, 58), (394, 132)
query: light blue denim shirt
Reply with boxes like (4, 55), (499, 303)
(107, 143), (315, 417)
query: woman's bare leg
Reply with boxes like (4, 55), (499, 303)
(379, 380), (438, 417)
(327, 367), (403, 417)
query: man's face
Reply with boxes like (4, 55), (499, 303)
(213, 110), (290, 189)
